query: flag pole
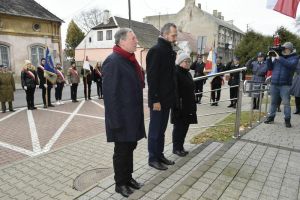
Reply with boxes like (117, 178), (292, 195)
(44, 36), (49, 107)
(83, 40), (87, 100)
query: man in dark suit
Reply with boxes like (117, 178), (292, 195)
(102, 28), (146, 198)
(146, 23), (177, 171)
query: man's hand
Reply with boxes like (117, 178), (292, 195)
(24, 86), (27, 90)
(153, 102), (161, 111)
(44, 84), (47, 88)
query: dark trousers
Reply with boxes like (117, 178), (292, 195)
(96, 81), (103, 98)
(229, 85), (238, 105)
(84, 81), (92, 99)
(113, 142), (137, 186)
(25, 87), (35, 109)
(211, 83), (222, 102)
(55, 83), (64, 100)
(42, 86), (52, 106)
(295, 97), (300, 111)
(71, 84), (78, 101)
(148, 108), (170, 162)
(195, 81), (204, 103)
(1, 102), (13, 111)
(172, 120), (190, 151)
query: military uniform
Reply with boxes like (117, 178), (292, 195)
(0, 66), (15, 112)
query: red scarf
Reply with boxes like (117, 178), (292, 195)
(113, 45), (145, 88)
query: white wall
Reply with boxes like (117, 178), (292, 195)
(76, 28), (119, 49)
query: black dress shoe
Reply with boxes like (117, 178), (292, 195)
(127, 178), (144, 190)
(2, 110), (6, 113)
(149, 161), (168, 170)
(173, 150), (187, 157)
(227, 104), (233, 108)
(48, 104), (55, 107)
(115, 185), (133, 198)
(9, 109), (15, 112)
(264, 117), (274, 124)
(159, 156), (175, 165)
(294, 110), (300, 114)
(32, 107), (37, 110)
(88, 97), (92, 100)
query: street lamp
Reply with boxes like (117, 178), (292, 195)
(128, 0), (132, 28)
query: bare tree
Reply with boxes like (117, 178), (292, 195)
(75, 8), (104, 32)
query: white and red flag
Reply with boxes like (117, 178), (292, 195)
(267, 0), (300, 18)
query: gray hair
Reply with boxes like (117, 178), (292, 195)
(114, 28), (133, 45)
(160, 23), (177, 36)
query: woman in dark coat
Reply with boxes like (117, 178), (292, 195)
(290, 60), (300, 114)
(21, 60), (39, 110)
(93, 62), (103, 99)
(171, 52), (197, 157)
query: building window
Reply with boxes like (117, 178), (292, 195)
(0, 45), (10, 67)
(89, 37), (92, 43)
(97, 31), (103, 41)
(106, 30), (112, 40)
(31, 46), (45, 67)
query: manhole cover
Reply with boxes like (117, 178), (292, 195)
(73, 168), (113, 191)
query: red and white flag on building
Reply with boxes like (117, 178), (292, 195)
(267, 0), (300, 18)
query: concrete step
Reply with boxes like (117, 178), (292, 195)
(75, 141), (223, 200)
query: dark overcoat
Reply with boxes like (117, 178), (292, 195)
(146, 37), (177, 109)
(102, 52), (146, 142)
(171, 66), (197, 124)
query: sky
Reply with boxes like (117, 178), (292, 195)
(35, 0), (300, 48)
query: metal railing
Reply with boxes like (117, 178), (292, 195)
(192, 67), (270, 138)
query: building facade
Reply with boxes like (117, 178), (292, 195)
(75, 16), (160, 69)
(144, 0), (244, 62)
(0, 0), (63, 76)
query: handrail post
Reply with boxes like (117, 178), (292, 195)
(264, 84), (269, 117)
(258, 83), (263, 122)
(233, 71), (243, 139)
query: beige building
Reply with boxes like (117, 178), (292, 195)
(0, 0), (63, 76)
(144, 0), (244, 62)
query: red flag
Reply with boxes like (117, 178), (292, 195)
(267, 0), (300, 18)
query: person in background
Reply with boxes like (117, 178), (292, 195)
(264, 42), (299, 127)
(171, 52), (197, 157)
(37, 58), (54, 108)
(67, 61), (80, 103)
(21, 60), (38, 110)
(55, 63), (65, 105)
(246, 52), (268, 110)
(290, 60), (300, 114)
(227, 57), (243, 109)
(190, 55), (206, 104)
(94, 62), (103, 99)
(210, 56), (225, 106)
(81, 60), (93, 100)
(0, 65), (15, 113)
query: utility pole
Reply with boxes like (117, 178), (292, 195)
(128, 0), (132, 28)
(246, 24), (249, 32)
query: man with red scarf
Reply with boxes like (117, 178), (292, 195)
(102, 28), (146, 198)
